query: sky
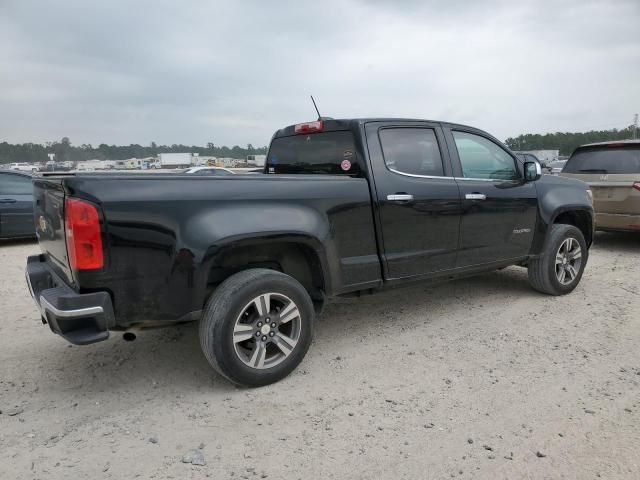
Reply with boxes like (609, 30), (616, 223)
(1, 0), (638, 147)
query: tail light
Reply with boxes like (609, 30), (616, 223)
(65, 198), (104, 270)
(633, 182), (640, 192)
(295, 121), (323, 134)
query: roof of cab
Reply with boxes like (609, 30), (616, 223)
(271, 118), (488, 139)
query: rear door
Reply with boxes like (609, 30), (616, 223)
(365, 121), (461, 279)
(443, 127), (538, 267)
(0, 172), (34, 238)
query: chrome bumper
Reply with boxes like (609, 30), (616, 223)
(25, 255), (114, 345)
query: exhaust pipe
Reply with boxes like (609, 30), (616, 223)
(123, 332), (137, 342)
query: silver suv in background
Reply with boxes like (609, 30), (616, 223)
(560, 140), (640, 232)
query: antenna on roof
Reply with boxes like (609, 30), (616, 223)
(310, 95), (322, 120)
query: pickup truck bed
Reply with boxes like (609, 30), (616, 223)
(26, 118), (595, 386)
(30, 173), (380, 326)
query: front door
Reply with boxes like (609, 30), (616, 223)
(444, 128), (538, 267)
(365, 122), (461, 279)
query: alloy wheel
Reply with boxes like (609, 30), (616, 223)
(555, 237), (582, 285)
(232, 293), (302, 369)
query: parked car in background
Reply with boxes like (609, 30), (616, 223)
(183, 166), (235, 175)
(41, 162), (71, 172)
(547, 159), (567, 175)
(561, 140), (640, 232)
(8, 162), (38, 173)
(0, 171), (35, 239)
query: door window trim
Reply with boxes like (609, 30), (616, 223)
(454, 176), (518, 182)
(387, 168), (453, 180)
(377, 126), (453, 180)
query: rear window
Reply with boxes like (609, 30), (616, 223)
(0, 173), (32, 195)
(563, 146), (640, 174)
(266, 131), (359, 175)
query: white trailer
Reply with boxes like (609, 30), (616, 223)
(518, 150), (559, 164)
(158, 153), (193, 168)
(246, 154), (266, 167)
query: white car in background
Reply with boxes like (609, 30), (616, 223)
(547, 159), (568, 175)
(182, 166), (235, 175)
(8, 162), (38, 172)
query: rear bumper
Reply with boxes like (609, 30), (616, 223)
(596, 212), (640, 232)
(25, 255), (114, 345)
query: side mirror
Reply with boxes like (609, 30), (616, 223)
(524, 161), (542, 181)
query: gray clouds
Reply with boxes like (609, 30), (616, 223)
(1, 0), (638, 146)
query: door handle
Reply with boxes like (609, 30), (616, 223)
(387, 194), (414, 201)
(0, 198), (17, 204)
(465, 193), (486, 201)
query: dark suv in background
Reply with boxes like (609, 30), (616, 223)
(0, 170), (35, 239)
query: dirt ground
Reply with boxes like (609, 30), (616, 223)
(1, 232), (639, 480)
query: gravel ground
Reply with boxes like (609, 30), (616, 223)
(1, 232), (639, 479)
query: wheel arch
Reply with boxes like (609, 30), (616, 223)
(552, 209), (594, 247)
(531, 205), (594, 255)
(201, 234), (331, 310)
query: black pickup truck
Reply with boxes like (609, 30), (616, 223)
(26, 118), (594, 386)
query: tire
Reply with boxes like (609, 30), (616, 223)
(528, 224), (588, 295)
(199, 268), (315, 387)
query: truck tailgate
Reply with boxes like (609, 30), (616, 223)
(32, 177), (74, 285)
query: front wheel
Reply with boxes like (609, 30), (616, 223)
(528, 224), (588, 295)
(199, 269), (315, 387)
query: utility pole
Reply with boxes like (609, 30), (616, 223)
(634, 113), (638, 140)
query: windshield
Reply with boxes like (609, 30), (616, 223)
(563, 146), (640, 174)
(266, 131), (359, 175)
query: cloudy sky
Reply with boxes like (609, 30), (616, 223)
(1, 0), (638, 147)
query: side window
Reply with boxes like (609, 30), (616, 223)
(379, 128), (445, 177)
(452, 131), (519, 180)
(0, 173), (33, 195)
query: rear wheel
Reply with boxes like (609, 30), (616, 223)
(199, 269), (314, 387)
(528, 224), (588, 295)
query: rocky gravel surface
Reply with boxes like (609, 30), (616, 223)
(1, 232), (639, 479)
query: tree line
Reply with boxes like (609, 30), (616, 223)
(505, 126), (637, 156)
(2, 126), (636, 164)
(0, 137), (267, 164)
